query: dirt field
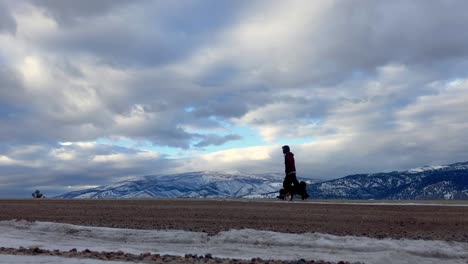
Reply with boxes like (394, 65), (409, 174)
(1, 199), (467, 243)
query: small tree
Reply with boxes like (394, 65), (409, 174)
(32, 190), (44, 198)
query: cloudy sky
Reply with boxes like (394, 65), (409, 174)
(1, 0), (468, 197)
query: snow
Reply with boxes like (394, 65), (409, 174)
(59, 171), (285, 199)
(407, 165), (449, 174)
(0, 220), (467, 264)
(444, 192), (455, 200)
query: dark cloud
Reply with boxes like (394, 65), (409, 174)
(318, 0), (468, 81)
(30, 0), (249, 67)
(0, 2), (16, 34)
(0, 67), (24, 108)
(31, 0), (132, 25)
(146, 127), (197, 149)
(194, 134), (242, 148)
(0, 67), (38, 144)
(222, 1), (468, 88)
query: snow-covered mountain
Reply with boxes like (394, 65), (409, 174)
(57, 161), (468, 200)
(310, 161), (468, 200)
(57, 171), (293, 199)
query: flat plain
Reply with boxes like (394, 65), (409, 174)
(1, 199), (467, 242)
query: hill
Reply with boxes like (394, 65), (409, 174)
(310, 161), (468, 199)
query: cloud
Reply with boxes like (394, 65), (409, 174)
(0, 1), (17, 34)
(175, 145), (280, 174)
(0, 141), (173, 197)
(1, 0), (468, 197)
(31, 0), (131, 24)
(194, 134), (242, 148)
(26, 0), (249, 67)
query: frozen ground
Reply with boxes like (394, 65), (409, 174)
(302, 201), (468, 206)
(2, 199), (467, 242)
(0, 220), (467, 264)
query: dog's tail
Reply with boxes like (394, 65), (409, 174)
(300, 181), (310, 200)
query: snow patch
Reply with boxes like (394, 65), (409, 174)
(407, 165), (449, 174)
(0, 220), (467, 264)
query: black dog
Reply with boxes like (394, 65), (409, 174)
(278, 181), (309, 201)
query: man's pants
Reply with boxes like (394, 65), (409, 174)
(283, 173), (300, 194)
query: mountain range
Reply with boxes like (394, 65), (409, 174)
(313, 161), (468, 199)
(57, 161), (468, 200)
(57, 171), (304, 199)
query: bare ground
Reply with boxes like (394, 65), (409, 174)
(0, 199), (467, 242)
(0, 246), (348, 264)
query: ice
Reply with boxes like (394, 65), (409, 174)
(0, 220), (467, 264)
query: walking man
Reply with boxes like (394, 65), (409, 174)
(277, 145), (309, 200)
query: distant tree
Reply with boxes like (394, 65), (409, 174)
(32, 190), (44, 198)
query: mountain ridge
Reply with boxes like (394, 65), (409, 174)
(57, 171), (294, 199)
(311, 161), (468, 199)
(57, 161), (468, 200)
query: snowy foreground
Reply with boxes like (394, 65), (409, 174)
(0, 220), (467, 264)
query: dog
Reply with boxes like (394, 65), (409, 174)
(277, 181), (309, 201)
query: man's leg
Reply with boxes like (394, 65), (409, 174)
(291, 175), (300, 187)
(277, 177), (290, 200)
(279, 176), (294, 200)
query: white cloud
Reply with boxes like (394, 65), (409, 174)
(92, 154), (127, 163)
(14, 3), (58, 40)
(59, 141), (96, 148)
(174, 145), (280, 174)
(16, 55), (54, 90)
(202, 146), (272, 162)
(50, 148), (75, 161)
(0, 156), (19, 166)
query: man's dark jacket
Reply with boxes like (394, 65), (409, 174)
(284, 152), (296, 175)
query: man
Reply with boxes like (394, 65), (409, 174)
(277, 145), (309, 200)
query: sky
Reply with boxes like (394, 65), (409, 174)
(1, 0), (468, 197)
